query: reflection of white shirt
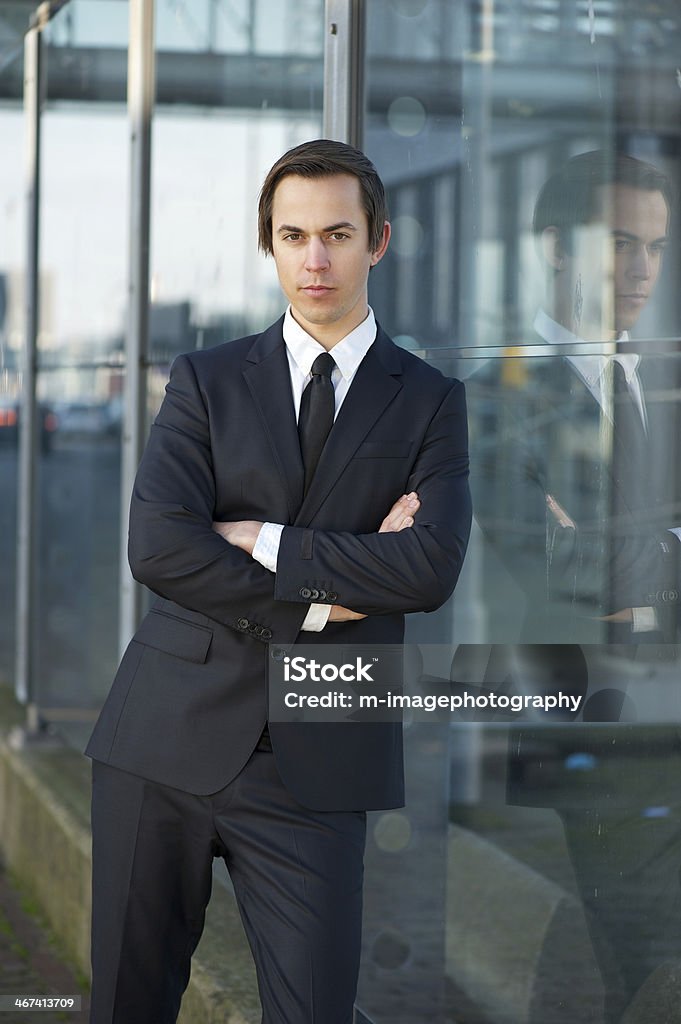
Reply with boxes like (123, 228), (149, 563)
(534, 309), (646, 429)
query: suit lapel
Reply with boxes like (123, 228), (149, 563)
(295, 327), (404, 525)
(242, 319), (305, 520)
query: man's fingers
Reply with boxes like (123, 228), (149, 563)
(378, 492), (420, 533)
(328, 605), (367, 622)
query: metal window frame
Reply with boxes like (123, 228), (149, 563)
(118, 0), (155, 657)
(323, 0), (365, 147)
(14, 6), (46, 721)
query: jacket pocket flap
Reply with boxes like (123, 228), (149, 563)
(355, 440), (412, 459)
(135, 610), (213, 664)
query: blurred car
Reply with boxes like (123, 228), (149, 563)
(54, 400), (113, 439)
(0, 398), (59, 453)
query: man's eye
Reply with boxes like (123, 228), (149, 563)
(283, 233), (301, 242)
(329, 232), (349, 241)
(614, 238), (630, 251)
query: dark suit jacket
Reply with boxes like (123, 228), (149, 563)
(467, 349), (679, 645)
(86, 317), (471, 811)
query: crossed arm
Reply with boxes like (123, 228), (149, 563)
(129, 355), (470, 641)
(213, 491), (422, 622)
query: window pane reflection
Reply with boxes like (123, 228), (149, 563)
(363, 2), (681, 1022)
(0, 63), (24, 683)
(34, 2), (128, 718)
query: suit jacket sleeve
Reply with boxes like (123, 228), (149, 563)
(128, 353), (308, 645)
(274, 380), (471, 615)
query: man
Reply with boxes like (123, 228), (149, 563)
(468, 152), (681, 1021)
(86, 139), (471, 1024)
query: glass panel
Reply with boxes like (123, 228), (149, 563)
(0, 17), (26, 684)
(363, 2), (681, 1022)
(33, 1), (128, 728)
(147, 0), (324, 431)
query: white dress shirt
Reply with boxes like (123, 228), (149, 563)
(534, 309), (646, 428)
(252, 305), (378, 631)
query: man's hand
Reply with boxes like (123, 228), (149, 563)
(378, 491), (420, 532)
(329, 492), (421, 621)
(212, 519), (263, 556)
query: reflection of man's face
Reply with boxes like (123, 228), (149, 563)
(566, 184), (669, 339)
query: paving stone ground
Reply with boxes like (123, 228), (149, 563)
(0, 865), (88, 1024)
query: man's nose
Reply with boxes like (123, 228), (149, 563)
(304, 238), (330, 272)
(629, 245), (651, 280)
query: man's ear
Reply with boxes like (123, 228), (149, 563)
(370, 221), (391, 267)
(540, 226), (567, 271)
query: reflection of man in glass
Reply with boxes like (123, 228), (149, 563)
(473, 152), (678, 645)
(535, 151), (669, 344)
(469, 152), (681, 1022)
(493, 153), (679, 1024)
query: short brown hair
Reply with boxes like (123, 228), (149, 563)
(258, 139), (388, 255)
(533, 150), (673, 252)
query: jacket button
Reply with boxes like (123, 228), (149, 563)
(262, 628), (272, 640)
(237, 617), (249, 630)
(310, 588), (320, 599)
(327, 591), (338, 602)
(271, 647), (284, 661)
(318, 589), (327, 600)
(248, 623), (257, 633)
(255, 626), (264, 636)
(300, 587), (312, 599)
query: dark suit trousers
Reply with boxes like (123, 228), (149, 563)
(89, 751), (367, 1024)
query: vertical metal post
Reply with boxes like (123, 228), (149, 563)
(119, 0), (155, 656)
(323, 0), (365, 146)
(15, 8), (47, 726)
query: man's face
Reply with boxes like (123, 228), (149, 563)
(270, 173), (389, 347)
(567, 184), (669, 338)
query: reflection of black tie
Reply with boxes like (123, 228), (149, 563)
(298, 352), (336, 495)
(612, 359), (648, 511)
(609, 358), (655, 629)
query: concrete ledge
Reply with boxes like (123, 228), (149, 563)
(446, 823), (603, 1024)
(0, 687), (260, 1024)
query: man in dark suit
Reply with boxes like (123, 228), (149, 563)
(86, 139), (471, 1024)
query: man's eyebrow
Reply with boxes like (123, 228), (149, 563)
(276, 221), (358, 234)
(611, 229), (669, 245)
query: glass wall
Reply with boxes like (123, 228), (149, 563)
(31, 0), (128, 717)
(361, 2), (681, 1022)
(0, 9), (26, 682)
(146, 0), (324, 422)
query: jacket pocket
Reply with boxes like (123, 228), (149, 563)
(134, 609), (213, 664)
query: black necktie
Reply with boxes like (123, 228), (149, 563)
(298, 352), (336, 495)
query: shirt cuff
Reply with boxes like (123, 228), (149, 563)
(252, 522), (284, 573)
(301, 603), (333, 632)
(631, 606), (658, 633)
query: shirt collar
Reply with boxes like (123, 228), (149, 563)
(533, 308), (638, 385)
(282, 306), (377, 381)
